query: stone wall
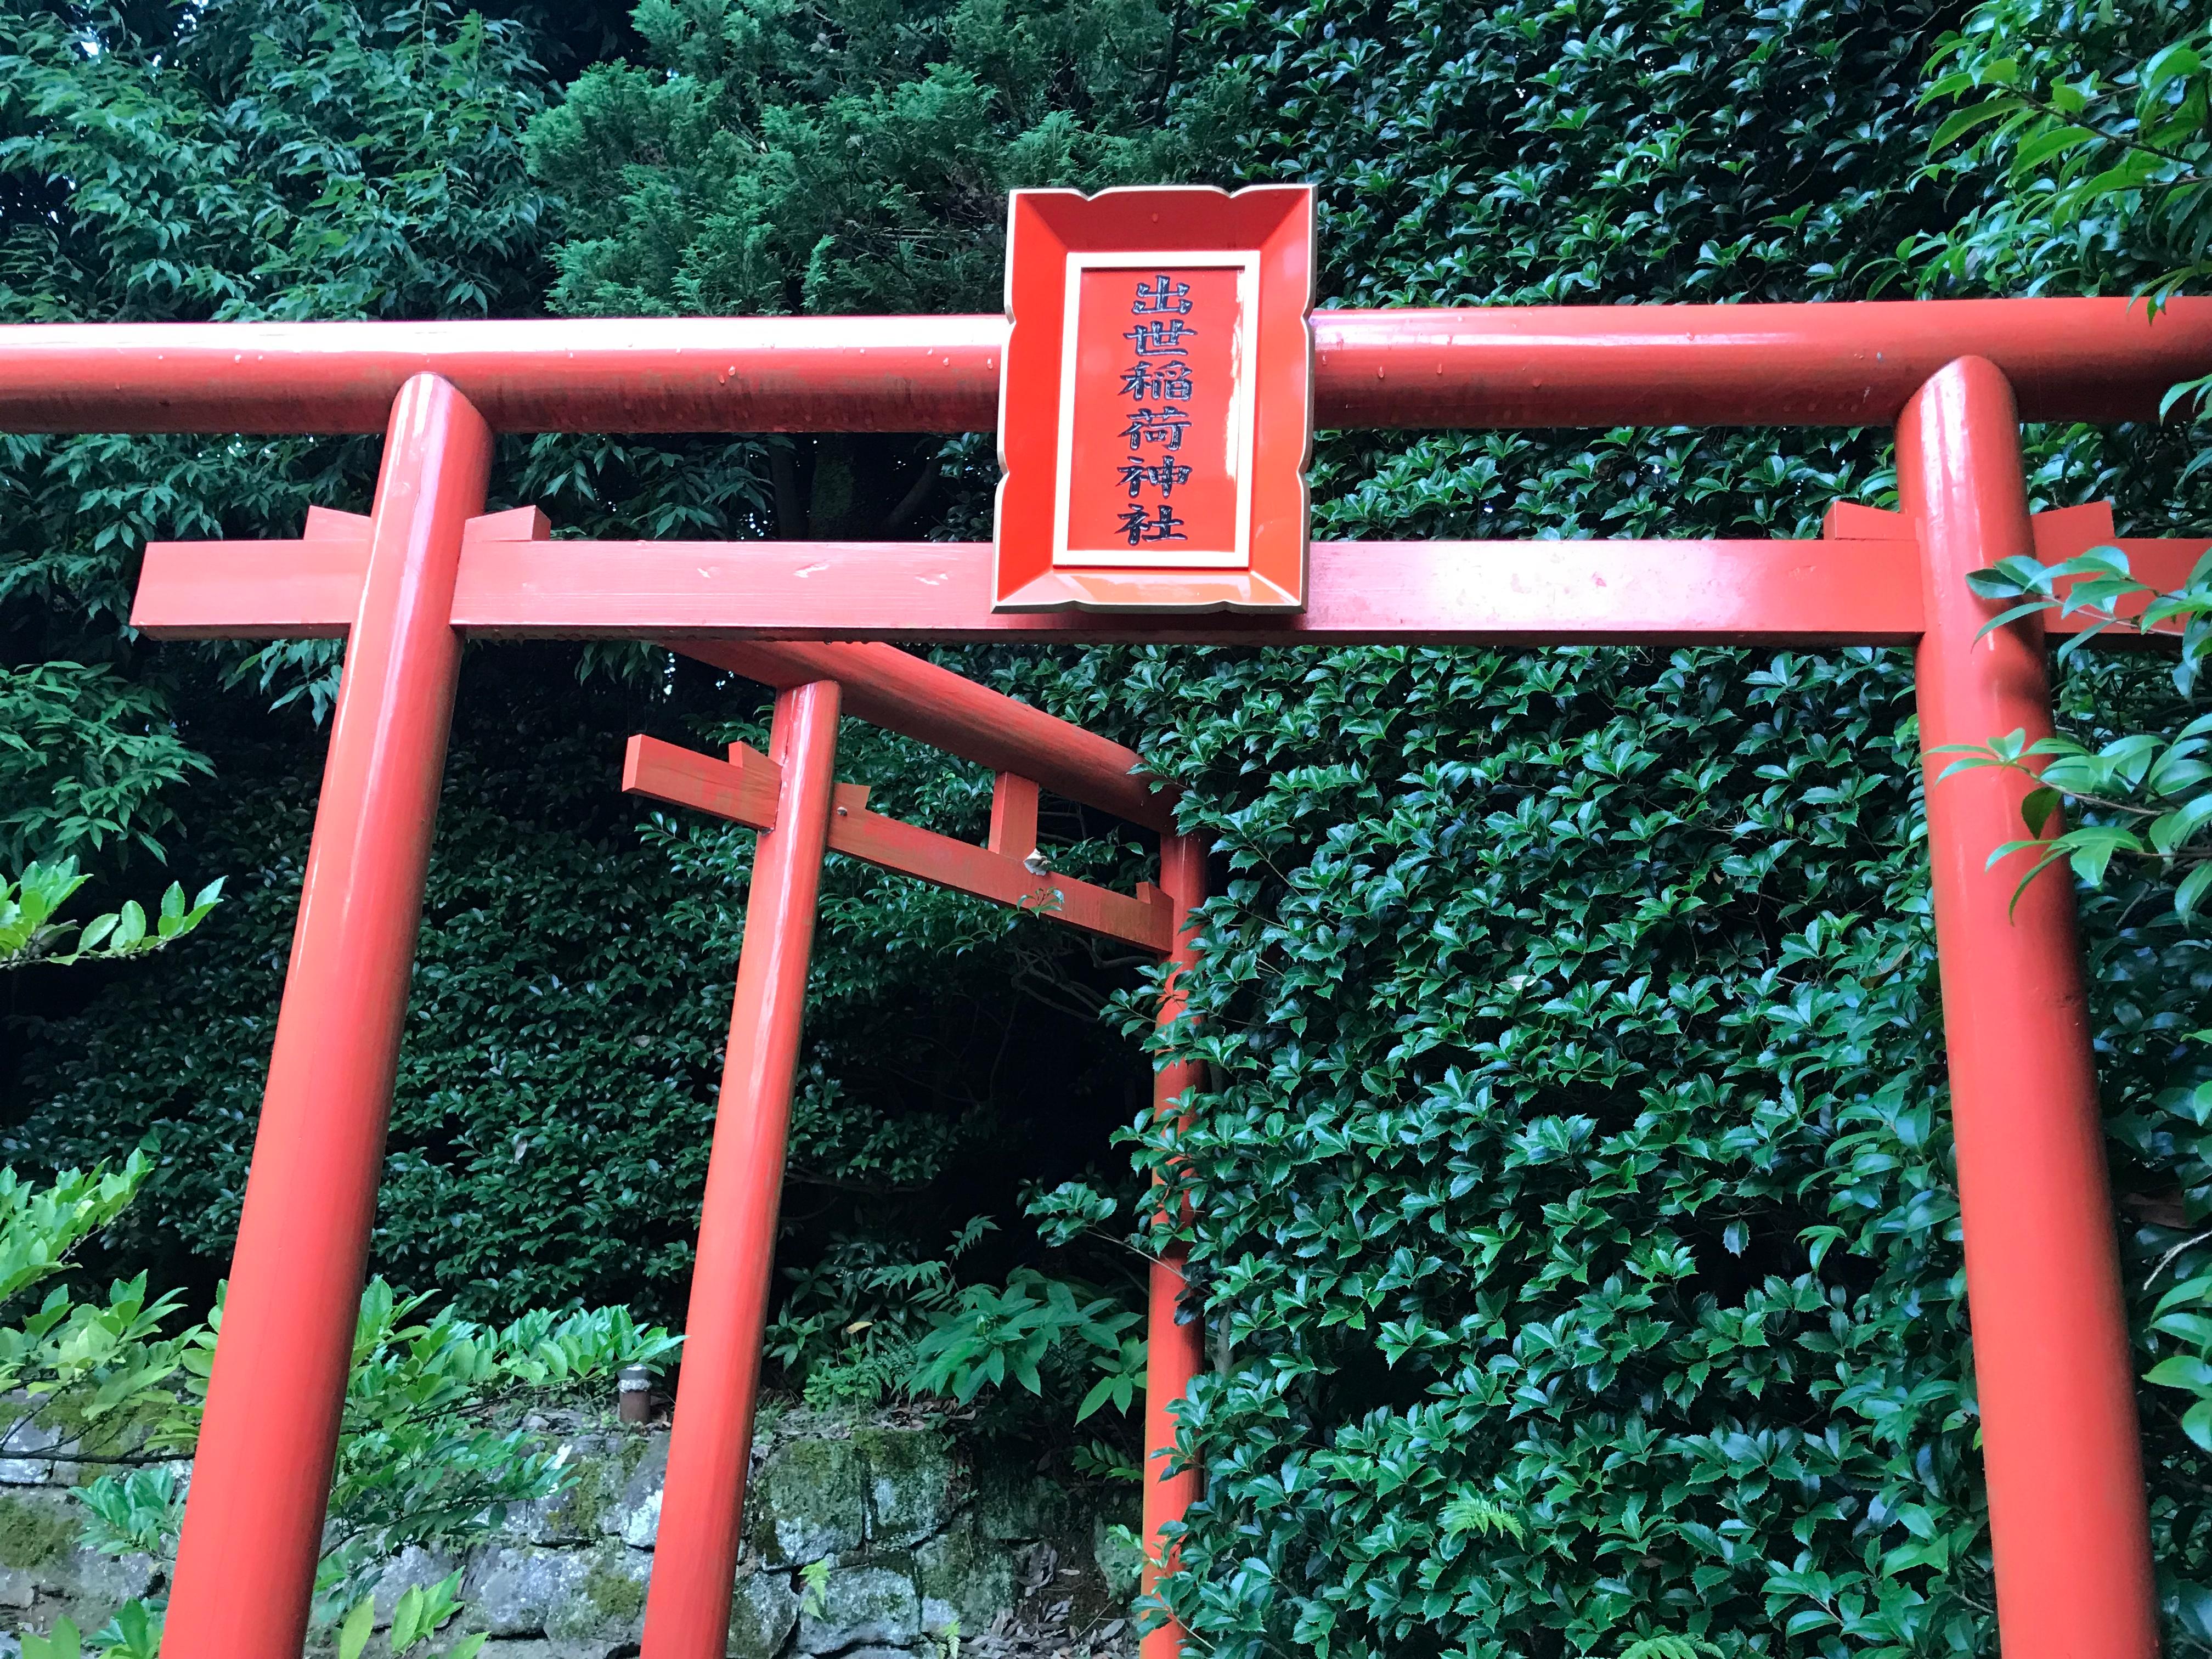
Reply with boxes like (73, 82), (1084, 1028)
(0, 1407), (1142, 1659)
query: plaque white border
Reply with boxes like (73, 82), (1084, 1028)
(1050, 250), (1260, 571)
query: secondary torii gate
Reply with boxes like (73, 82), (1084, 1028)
(614, 662), (1206, 1659)
(8, 190), (2212, 1657)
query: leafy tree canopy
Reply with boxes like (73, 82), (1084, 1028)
(527, 0), (1186, 318)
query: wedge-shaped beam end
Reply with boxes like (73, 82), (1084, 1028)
(133, 502), (548, 639)
(1823, 494), (2211, 644)
(622, 734), (780, 832)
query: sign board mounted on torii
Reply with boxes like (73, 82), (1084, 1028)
(994, 184), (1314, 612)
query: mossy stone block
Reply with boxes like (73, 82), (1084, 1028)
(0, 1493), (75, 1570)
(542, 1542), (650, 1651)
(727, 1570), (799, 1659)
(914, 1514), (1015, 1632)
(531, 1433), (651, 1547)
(972, 1463), (1080, 1543)
(854, 1425), (952, 1548)
(747, 1436), (865, 1567)
(797, 1564), (919, 1653)
(605, 1434), (667, 1548)
(463, 1543), (592, 1638)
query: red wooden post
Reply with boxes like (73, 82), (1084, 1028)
(1901, 355), (2157, 1659)
(642, 679), (843, 1659)
(1142, 832), (1207, 1659)
(988, 771), (1042, 861)
(161, 374), (491, 1659)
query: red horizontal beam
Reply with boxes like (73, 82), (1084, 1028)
(1314, 299), (2212, 430)
(676, 641), (1172, 833)
(134, 504), (548, 637)
(623, 733), (782, 831)
(0, 317), (1003, 436)
(12, 298), (2212, 435)
(826, 782), (1173, 954)
(134, 533), (1931, 646)
(622, 735), (1173, 953)
(136, 511), (2205, 662)
(139, 516), (1175, 831)
(1827, 498), (2208, 640)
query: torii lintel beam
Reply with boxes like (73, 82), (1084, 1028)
(138, 505), (1179, 833)
(9, 296), (2212, 433)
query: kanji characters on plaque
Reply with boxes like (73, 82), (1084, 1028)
(995, 183), (1315, 612)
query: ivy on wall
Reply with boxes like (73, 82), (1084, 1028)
(1045, 3), (2212, 1654)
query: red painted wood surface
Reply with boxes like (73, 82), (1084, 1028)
(644, 684), (844, 1659)
(989, 774), (1041, 861)
(160, 376), (493, 1659)
(1825, 498), (2210, 638)
(134, 533), (1931, 644)
(134, 531), (1180, 832)
(1312, 298), (2212, 430)
(0, 314), (1005, 435)
(7, 297), (2212, 433)
(141, 518), (2212, 650)
(131, 506), (547, 639)
(1903, 358), (2155, 1658)
(623, 736), (1173, 953)
(622, 735), (781, 831)
(1141, 833), (1207, 1659)
(684, 640), (1176, 833)
(825, 782), (1174, 953)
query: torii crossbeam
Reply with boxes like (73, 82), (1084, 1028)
(13, 292), (2210, 1659)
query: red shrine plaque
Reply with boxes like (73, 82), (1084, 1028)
(994, 184), (1315, 612)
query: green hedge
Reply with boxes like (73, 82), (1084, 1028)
(10, 647), (1150, 1321)
(1036, 0), (2212, 1651)
(0, 0), (1155, 1328)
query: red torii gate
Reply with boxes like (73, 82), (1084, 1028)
(614, 672), (1204, 1659)
(6, 294), (2208, 1659)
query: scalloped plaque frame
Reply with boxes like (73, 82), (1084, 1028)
(993, 184), (1314, 613)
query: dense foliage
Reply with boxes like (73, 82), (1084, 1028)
(1920, 0), (2211, 305)
(1047, 2), (2212, 1654)
(5, 0), (2212, 1655)
(0, 1154), (674, 1655)
(0, 0), (1148, 1331)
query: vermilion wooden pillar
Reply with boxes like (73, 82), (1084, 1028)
(1143, 832), (1207, 1659)
(642, 680), (843, 1659)
(1903, 356), (2157, 1659)
(162, 375), (492, 1659)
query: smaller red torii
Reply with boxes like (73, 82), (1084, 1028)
(127, 430), (1215, 1658)
(133, 479), (1214, 1655)
(623, 734), (1178, 952)
(618, 680), (1206, 1659)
